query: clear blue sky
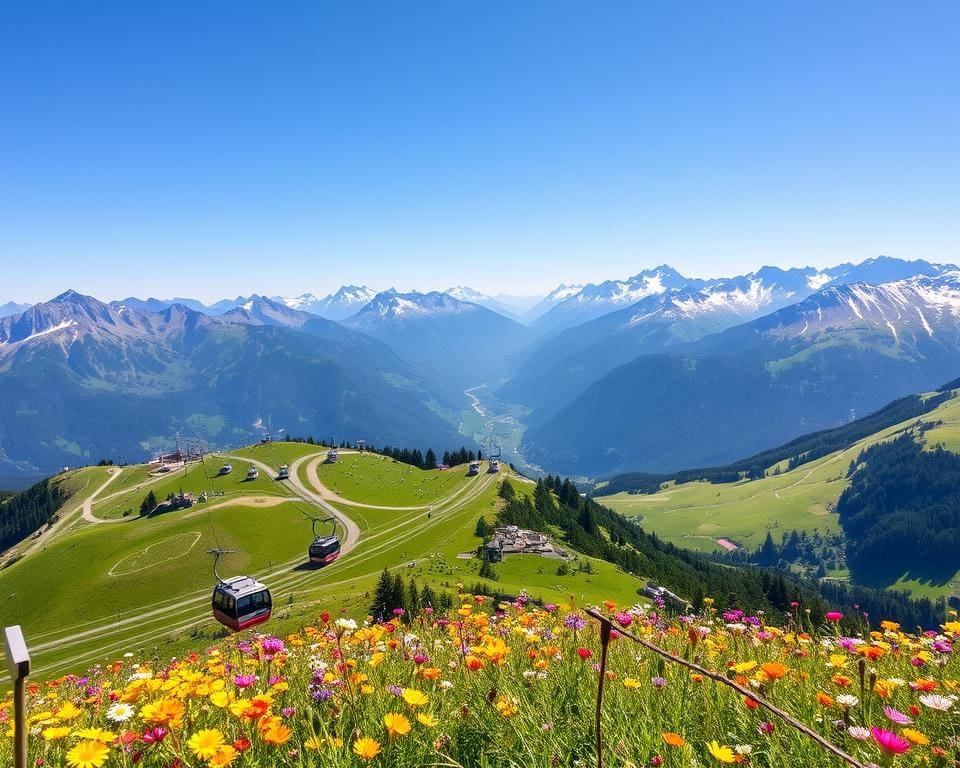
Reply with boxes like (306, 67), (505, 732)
(1, 1), (957, 303)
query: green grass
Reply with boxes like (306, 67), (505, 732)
(0, 448), (647, 680)
(597, 389), (960, 601)
(232, 440), (330, 468)
(313, 452), (470, 507)
(90, 458), (294, 520)
(598, 390), (960, 555)
(53, 465), (116, 501)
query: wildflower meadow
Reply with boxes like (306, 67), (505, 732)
(4, 594), (960, 768)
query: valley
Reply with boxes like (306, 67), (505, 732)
(457, 383), (545, 478)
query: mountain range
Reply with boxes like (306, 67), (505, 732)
(500, 257), (954, 418)
(3, 255), (960, 480)
(522, 271), (960, 476)
(0, 291), (459, 475)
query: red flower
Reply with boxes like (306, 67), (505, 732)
(234, 738), (251, 752)
(577, 648), (592, 660)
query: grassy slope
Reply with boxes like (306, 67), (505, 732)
(1, 448), (645, 681)
(314, 452), (468, 507)
(598, 387), (960, 598)
(90, 458), (295, 520)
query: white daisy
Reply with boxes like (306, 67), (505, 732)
(107, 702), (135, 722)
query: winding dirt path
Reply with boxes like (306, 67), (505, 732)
(80, 468), (127, 524)
(181, 495), (288, 518)
(227, 453), (362, 557)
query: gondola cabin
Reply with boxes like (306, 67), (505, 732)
(246, 466), (259, 480)
(212, 576), (272, 631)
(278, 464), (289, 480)
(219, 463), (232, 475)
(309, 534), (341, 565)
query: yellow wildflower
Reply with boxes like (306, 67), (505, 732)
(66, 740), (110, 768)
(384, 712), (412, 738)
(353, 736), (382, 760)
(187, 729), (225, 760)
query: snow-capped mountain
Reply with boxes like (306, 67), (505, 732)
(270, 293), (323, 313)
(715, 272), (960, 348)
(0, 301), (31, 319)
(0, 290), (463, 476)
(529, 257), (955, 335)
(220, 295), (318, 329)
(0, 290), (215, 398)
(504, 258), (960, 441)
(532, 266), (692, 332)
(822, 255), (950, 290)
(443, 287), (525, 320)
(308, 285), (379, 320)
(523, 270), (960, 478)
(344, 291), (482, 329)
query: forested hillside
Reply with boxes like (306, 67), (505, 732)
(601, 386), (956, 493)
(499, 477), (943, 627)
(0, 478), (68, 550)
(838, 433), (960, 587)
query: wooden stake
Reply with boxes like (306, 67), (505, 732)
(584, 608), (866, 768)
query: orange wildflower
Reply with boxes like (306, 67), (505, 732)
(760, 662), (787, 681)
(662, 732), (685, 747)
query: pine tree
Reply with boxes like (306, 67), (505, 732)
(475, 517), (489, 538)
(424, 449), (437, 469)
(140, 490), (157, 516)
(371, 567), (393, 622)
(421, 584), (436, 612)
(479, 555), (498, 581)
(407, 579), (421, 617)
(757, 532), (779, 567)
(390, 573), (406, 617)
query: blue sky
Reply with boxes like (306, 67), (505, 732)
(1, 1), (958, 303)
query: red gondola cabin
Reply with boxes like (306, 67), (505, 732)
(212, 576), (272, 631)
(309, 535), (341, 565)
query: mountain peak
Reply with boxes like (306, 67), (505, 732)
(51, 289), (90, 304)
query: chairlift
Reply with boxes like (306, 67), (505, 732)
(209, 549), (272, 631)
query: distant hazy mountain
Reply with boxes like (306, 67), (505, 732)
(112, 296), (211, 314)
(206, 296), (249, 314)
(444, 287), (525, 320)
(532, 266), (692, 333)
(521, 284), (584, 323)
(0, 302), (31, 319)
(342, 291), (532, 392)
(0, 291), (461, 476)
(304, 285), (379, 320)
(521, 271), (960, 477)
(823, 255), (949, 288)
